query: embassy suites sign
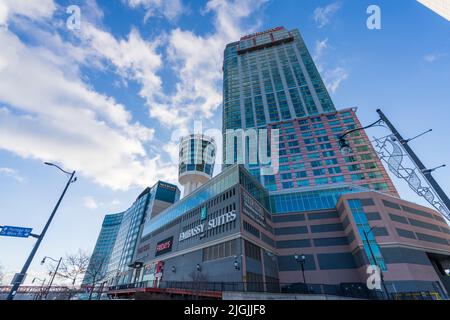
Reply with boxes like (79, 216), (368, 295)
(179, 211), (237, 242)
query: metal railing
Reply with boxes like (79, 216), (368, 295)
(108, 281), (388, 300)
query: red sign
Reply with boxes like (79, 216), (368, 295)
(241, 26), (284, 40)
(155, 236), (173, 256)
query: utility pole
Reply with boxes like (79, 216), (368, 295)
(43, 256), (63, 300)
(6, 164), (76, 300)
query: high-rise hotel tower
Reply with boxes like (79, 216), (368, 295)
(222, 27), (398, 196)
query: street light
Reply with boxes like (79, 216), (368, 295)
(339, 109), (450, 221)
(361, 226), (390, 299)
(41, 256), (64, 300)
(32, 277), (47, 300)
(6, 162), (76, 300)
(294, 254), (308, 294)
(338, 118), (383, 156)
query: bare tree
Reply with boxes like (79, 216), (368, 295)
(59, 250), (90, 285)
(188, 271), (209, 300)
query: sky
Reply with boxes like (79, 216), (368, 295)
(0, 0), (449, 285)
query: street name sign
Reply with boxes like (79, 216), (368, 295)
(0, 226), (33, 238)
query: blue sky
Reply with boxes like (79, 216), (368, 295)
(0, 0), (449, 284)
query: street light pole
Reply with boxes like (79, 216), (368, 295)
(362, 226), (389, 299)
(32, 277), (47, 300)
(6, 164), (76, 300)
(294, 254), (308, 294)
(42, 256), (63, 300)
(376, 109), (450, 214)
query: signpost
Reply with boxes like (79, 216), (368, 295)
(0, 226), (33, 238)
(11, 273), (27, 285)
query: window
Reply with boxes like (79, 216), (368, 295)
(282, 181), (294, 189)
(328, 167), (342, 174)
(308, 153), (320, 159)
(356, 146), (369, 153)
(313, 123), (324, 129)
(331, 176), (345, 183)
(344, 156), (357, 163)
(367, 171), (383, 179)
(315, 129), (327, 136)
(329, 120), (340, 126)
(343, 118), (355, 124)
(245, 241), (261, 261)
(296, 171), (307, 178)
(351, 173), (365, 181)
(372, 183), (389, 191)
(320, 143), (332, 150)
(315, 177), (328, 185)
(325, 158), (338, 166)
(313, 169), (326, 176)
(360, 154), (373, 161)
(281, 173), (293, 180)
(297, 180), (310, 187)
(292, 163), (305, 171)
(347, 199), (387, 270)
(203, 240), (237, 262)
(300, 125), (311, 131)
(331, 127), (343, 133)
(323, 151), (335, 157)
(311, 160), (323, 168)
(364, 162), (377, 170)
(348, 164), (361, 172)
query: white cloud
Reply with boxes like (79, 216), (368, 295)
(0, 167), (25, 182)
(0, 0), (56, 26)
(0, 0), (266, 191)
(424, 53), (447, 62)
(0, 18), (178, 190)
(314, 38), (329, 60)
(111, 199), (121, 206)
(83, 196), (99, 210)
(313, 38), (348, 94)
(83, 197), (124, 210)
(313, 1), (342, 28)
(323, 67), (348, 94)
(126, 0), (186, 21)
(145, 0), (268, 128)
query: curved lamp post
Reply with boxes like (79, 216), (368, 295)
(6, 163), (76, 300)
(41, 256), (64, 300)
(294, 254), (308, 294)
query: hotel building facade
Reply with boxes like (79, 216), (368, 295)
(93, 27), (450, 299)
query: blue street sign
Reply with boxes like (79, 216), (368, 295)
(0, 226), (33, 238)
